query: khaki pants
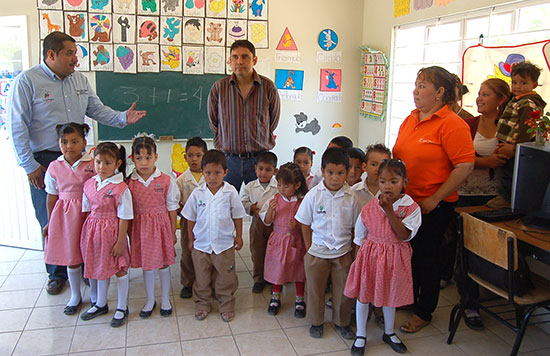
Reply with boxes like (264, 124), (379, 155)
(179, 219), (195, 288)
(191, 247), (238, 313)
(249, 216), (273, 283)
(304, 252), (354, 327)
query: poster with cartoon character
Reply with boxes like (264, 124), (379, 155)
(138, 0), (160, 15)
(39, 10), (64, 39)
(206, 0), (227, 18)
(161, 0), (183, 16)
(182, 17), (204, 44)
(113, 0), (136, 14)
(183, 0), (205, 17)
(89, 13), (113, 43)
(160, 45), (182, 71)
(91, 43), (113, 71)
(294, 112), (320, 135)
(137, 43), (160, 72)
(204, 46), (225, 73)
(137, 16), (160, 43)
(63, 0), (87, 11)
(88, 0), (112, 14)
(183, 46), (203, 74)
(75, 42), (90, 71)
(204, 18), (226, 46)
(248, 20), (268, 49)
(275, 69), (304, 101)
(226, 20), (246, 46)
(114, 44), (137, 73)
(65, 12), (88, 42)
(228, 0), (247, 19)
(160, 16), (182, 45)
(37, 0), (62, 10)
(249, 0), (267, 20)
(318, 69), (343, 103)
(113, 14), (136, 43)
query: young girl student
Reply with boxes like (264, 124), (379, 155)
(128, 135), (180, 317)
(344, 159), (422, 355)
(79, 142), (134, 328)
(293, 147), (314, 187)
(260, 163), (309, 317)
(43, 123), (95, 315)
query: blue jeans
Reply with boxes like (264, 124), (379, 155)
(224, 153), (258, 193)
(31, 150), (67, 281)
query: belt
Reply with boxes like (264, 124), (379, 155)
(226, 151), (264, 159)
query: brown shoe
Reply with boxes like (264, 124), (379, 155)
(46, 279), (65, 295)
(399, 314), (430, 333)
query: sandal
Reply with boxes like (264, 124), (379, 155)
(267, 298), (281, 315)
(194, 309), (209, 321)
(399, 315), (429, 333)
(220, 311), (234, 322)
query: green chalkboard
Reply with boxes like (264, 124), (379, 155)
(95, 72), (225, 141)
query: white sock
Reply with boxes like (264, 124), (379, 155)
(115, 274), (129, 319)
(87, 278), (109, 313)
(142, 270), (156, 312)
(67, 266), (82, 306)
(159, 267), (172, 310)
(354, 301), (369, 347)
(383, 306), (400, 343)
(89, 279), (98, 305)
(465, 309), (480, 318)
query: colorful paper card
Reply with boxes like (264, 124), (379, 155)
(320, 69), (341, 92)
(75, 42), (90, 71)
(248, 21), (268, 49)
(204, 46), (225, 73)
(183, 0), (206, 17)
(183, 46), (204, 74)
(114, 44), (137, 73)
(161, 0), (183, 16)
(275, 69), (304, 90)
(206, 0), (227, 18)
(227, 20), (247, 46)
(89, 0), (112, 13)
(228, 0), (247, 19)
(91, 43), (113, 71)
(183, 17), (204, 44)
(113, 0), (135, 14)
(160, 16), (182, 44)
(137, 16), (160, 43)
(89, 13), (113, 43)
(276, 27), (297, 51)
(38, 0), (62, 10)
(436, 0), (455, 6)
(414, 0), (432, 10)
(318, 29), (338, 51)
(65, 12), (88, 42)
(204, 18), (226, 46)
(63, 0), (87, 11)
(248, 0), (267, 20)
(161, 45), (182, 71)
(137, 43), (160, 72)
(137, 0), (160, 15)
(360, 46), (388, 120)
(394, 0), (410, 17)
(113, 14), (136, 43)
(40, 10), (64, 39)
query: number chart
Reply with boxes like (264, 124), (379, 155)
(360, 46), (388, 120)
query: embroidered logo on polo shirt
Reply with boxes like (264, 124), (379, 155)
(41, 90), (54, 103)
(85, 165), (94, 172)
(76, 89), (88, 96)
(316, 205), (326, 214)
(198, 200), (206, 207)
(418, 138), (437, 144)
(154, 183), (164, 193)
(104, 188), (115, 198)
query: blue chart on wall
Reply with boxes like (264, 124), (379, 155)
(275, 69), (304, 90)
(318, 29), (338, 51)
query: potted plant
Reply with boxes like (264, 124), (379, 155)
(526, 109), (550, 145)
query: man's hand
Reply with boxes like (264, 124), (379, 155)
(126, 102), (147, 124)
(28, 166), (46, 189)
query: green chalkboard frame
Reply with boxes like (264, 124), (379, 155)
(96, 72), (225, 141)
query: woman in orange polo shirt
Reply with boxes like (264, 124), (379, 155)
(393, 66), (475, 333)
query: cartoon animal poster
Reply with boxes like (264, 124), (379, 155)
(248, 21), (268, 49)
(320, 69), (341, 92)
(182, 17), (204, 44)
(113, 0), (136, 14)
(113, 14), (136, 43)
(204, 46), (225, 73)
(37, 0), (62, 10)
(228, 0), (247, 19)
(318, 28), (338, 51)
(63, 0), (87, 11)
(91, 43), (113, 71)
(161, 0), (183, 16)
(39, 10), (64, 39)
(248, 0), (267, 21)
(275, 69), (304, 90)
(160, 45), (182, 71)
(206, 0), (227, 18)
(276, 27), (297, 51)
(65, 12), (88, 42)
(89, 13), (113, 43)
(114, 44), (137, 73)
(204, 18), (226, 46)
(183, 46), (204, 74)
(137, 16), (160, 43)
(137, 43), (160, 72)
(75, 42), (90, 71)
(138, 0), (160, 15)
(226, 20), (246, 46)
(294, 112), (320, 135)
(183, 0), (205, 17)
(88, 0), (112, 13)
(160, 16), (182, 44)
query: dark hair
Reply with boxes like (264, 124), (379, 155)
(201, 149), (227, 170)
(365, 143), (391, 163)
(480, 78), (511, 118)
(294, 146), (314, 160)
(132, 135), (157, 155)
(329, 136), (353, 149)
(453, 74), (469, 100)
(417, 66), (457, 105)
(43, 31), (75, 63)
(94, 142), (127, 179)
(55, 122), (90, 140)
(185, 18), (201, 30)
(511, 61), (542, 82)
(257, 151), (278, 167)
(321, 147), (350, 169)
(347, 147), (365, 162)
(378, 159), (407, 179)
(230, 39), (256, 57)
(186, 136), (207, 153)
(276, 162), (309, 197)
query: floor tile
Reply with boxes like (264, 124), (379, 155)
(285, 325), (348, 356)
(393, 309), (443, 341)
(406, 334), (467, 356)
(10, 259), (47, 275)
(26, 305), (79, 330)
(178, 313), (232, 340)
(20, 249), (45, 261)
(0, 289), (41, 310)
(13, 326), (74, 356)
(181, 335), (239, 356)
(70, 322), (127, 353)
(488, 323), (550, 353)
(36, 285), (83, 307)
(234, 329), (297, 356)
(173, 295), (196, 316)
(0, 331), (21, 356)
(450, 329), (516, 356)
(236, 271), (254, 289)
(0, 308), (32, 332)
(522, 348), (550, 356)
(0, 272), (47, 291)
(127, 317), (180, 347)
(0, 246), (25, 262)
(229, 307), (281, 335)
(126, 342), (183, 356)
(0, 261), (16, 275)
(234, 288), (268, 310)
(69, 348), (125, 356)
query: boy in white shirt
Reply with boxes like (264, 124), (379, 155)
(351, 143), (391, 209)
(241, 151), (279, 293)
(182, 150), (247, 322)
(296, 147), (361, 339)
(176, 137), (207, 299)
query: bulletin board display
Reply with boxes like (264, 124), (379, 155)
(359, 46), (388, 121)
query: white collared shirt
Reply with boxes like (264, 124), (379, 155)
(351, 180), (380, 209)
(129, 167), (181, 211)
(241, 177), (278, 215)
(354, 194), (422, 245)
(182, 182), (247, 254)
(295, 181), (361, 252)
(176, 168), (205, 205)
(81, 173), (134, 220)
(259, 194), (298, 225)
(45, 153), (93, 195)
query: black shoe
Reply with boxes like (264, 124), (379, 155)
(464, 314), (484, 331)
(110, 307), (129, 328)
(252, 282), (265, 293)
(309, 324), (324, 338)
(180, 286), (193, 299)
(46, 279), (65, 295)
(139, 301), (156, 318)
(267, 298), (281, 315)
(350, 336), (366, 356)
(64, 299), (82, 315)
(294, 301), (306, 318)
(383, 333), (407, 354)
(336, 325), (355, 339)
(160, 304), (173, 317)
(80, 304), (109, 321)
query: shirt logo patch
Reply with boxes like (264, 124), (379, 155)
(85, 166), (94, 172)
(418, 138), (437, 144)
(76, 89), (88, 96)
(41, 90), (54, 103)
(316, 205), (326, 214)
(198, 200), (206, 207)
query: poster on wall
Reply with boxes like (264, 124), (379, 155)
(394, 0), (410, 17)
(359, 46), (388, 121)
(275, 69), (304, 101)
(318, 69), (342, 103)
(75, 42), (90, 71)
(436, 0), (455, 6)
(414, 0), (433, 10)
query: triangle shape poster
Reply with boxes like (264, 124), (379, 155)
(276, 27), (298, 51)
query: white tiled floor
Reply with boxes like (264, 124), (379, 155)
(1, 224), (550, 356)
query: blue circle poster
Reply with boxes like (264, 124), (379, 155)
(318, 29), (338, 51)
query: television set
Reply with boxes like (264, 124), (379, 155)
(511, 142), (550, 230)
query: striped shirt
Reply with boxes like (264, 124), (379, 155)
(207, 70), (281, 154)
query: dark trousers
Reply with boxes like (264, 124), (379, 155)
(411, 201), (455, 322)
(498, 158), (514, 202)
(224, 153), (258, 193)
(31, 150), (67, 281)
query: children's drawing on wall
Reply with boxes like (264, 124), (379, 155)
(249, 0), (267, 21)
(183, 46), (204, 74)
(206, 0), (227, 18)
(171, 143), (189, 178)
(276, 27), (297, 51)
(75, 42), (90, 71)
(414, 0), (432, 10)
(394, 0), (410, 18)
(160, 45), (182, 71)
(89, 14), (112, 43)
(294, 112), (320, 135)
(183, 0), (205, 17)
(492, 54), (525, 83)
(228, 0), (247, 19)
(204, 46), (225, 74)
(65, 12), (88, 42)
(275, 69), (304, 101)
(91, 43), (113, 71)
(38, 0), (62, 10)
(248, 21), (268, 49)
(318, 29), (338, 51)
(113, 0), (136, 14)
(137, 43), (160, 72)
(138, 0), (160, 15)
(161, 16), (182, 44)
(137, 16), (159, 43)
(227, 20), (247, 46)
(89, 0), (112, 13)
(63, 0), (87, 11)
(39, 10), (64, 39)
(436, 0), (455, 6)
(331, 122), (344, 133)
(318, 69), (342, 103)
(161, 0), (183, 16)
(113, 14), (136, 43)
(114, 44), (137, 73)
(204, 19), (226, 46)
(183, 17), (204, 44)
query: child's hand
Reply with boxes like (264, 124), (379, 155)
(112, 242), (124, 257)
(378, 194), (393, 214)
(496, 143), (515, 158)
(250, 202), (260, 218)
(484, 153), (508, 168)
(234, 235), (243, 250)
(269, 197), (278, 210)
(288, 218), (297, 229)
(42, 224), (48, 237)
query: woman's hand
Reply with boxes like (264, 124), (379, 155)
(419, 196), (439, 214)
(482, 153), (508, 168)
